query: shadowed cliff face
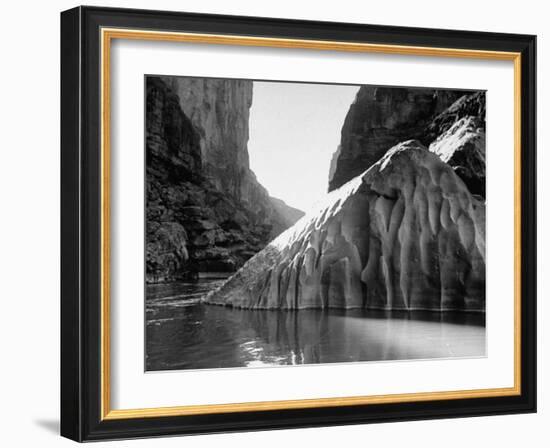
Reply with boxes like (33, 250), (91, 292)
(206, 141), (485, 311)
(146, 77), (304, 283)
(328, 86), (471, 192)
(162, 77), (253, 197)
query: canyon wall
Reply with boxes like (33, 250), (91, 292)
(426, 92), (486, 198)
(146, 77), (303, 283)
(328, 87), (486, 197)
(206, 140), (485, 311)
(161, 77), (253, 198)
(328, 86), (471, 192)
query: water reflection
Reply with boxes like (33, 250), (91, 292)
(146, 280), (486, 371)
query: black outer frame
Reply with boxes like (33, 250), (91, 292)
(60, 5), (537, 442)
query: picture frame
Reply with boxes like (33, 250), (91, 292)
(60, 5), (536, 442)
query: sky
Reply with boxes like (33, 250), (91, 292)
(248, 81), (359, 214)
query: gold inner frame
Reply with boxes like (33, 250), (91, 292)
(100, 27), (522, 421)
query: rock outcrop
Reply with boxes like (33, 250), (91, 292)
(206, 141), (485, 311)
(329, 87), (486, 200)
(424, 91), (485, 144)
(429, 116), (486, 198)
(328, 86), (471, 192)
(426, 92), (486, 198)
(146, 77), (304, 283)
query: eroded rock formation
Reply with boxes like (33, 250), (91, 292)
(146, 77), (303, 283)
(206, 141), (485, 311)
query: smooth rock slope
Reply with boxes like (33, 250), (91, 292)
(206, 140), (485, 311)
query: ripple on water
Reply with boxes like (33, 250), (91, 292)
(145, 280), (486, 372)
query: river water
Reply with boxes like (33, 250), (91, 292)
(146, 279), (486, 371)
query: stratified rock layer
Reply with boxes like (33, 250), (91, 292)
(146, 77), (303, 282)
(206, 141), (485, 311)
(328, 86), (471, 192)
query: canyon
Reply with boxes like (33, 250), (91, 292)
(146, 77), (303, 283)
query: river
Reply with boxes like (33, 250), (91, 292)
(146, 279), (485, 371)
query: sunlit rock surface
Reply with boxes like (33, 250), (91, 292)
(429, 116), (486, 198)
(206, 141), (485, 311)
(426, 92), (486, 198)
(424, 91), (486, 144)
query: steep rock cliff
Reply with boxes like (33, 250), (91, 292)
(206, 141), (485, 311)
(146, 77), (303, 283)
(162, 77), (253, 196)
(161, 76), (304, 237)
(328, 86), (471, 192)
(146, 77), (201, 282)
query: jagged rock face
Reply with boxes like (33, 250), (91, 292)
(328, 86), (471, 192)
(146, 222), (189, 283)
(424, 91), (486, 144)
(146, 77), (201, 282)
(206, 141), (485, 311)
(146, 77), (304, 283)
(429, 116), (486, 198)
(426, 92), (486, 198)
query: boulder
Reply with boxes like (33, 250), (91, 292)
(206, 141), (485, 311)
(146, 222), (189, 283)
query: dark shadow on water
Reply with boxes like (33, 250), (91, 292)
(147, 303), (486, 372)
(33, 419), (59, 435)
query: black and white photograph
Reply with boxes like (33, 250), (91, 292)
(145, 75), (487, 372)
(0, 0), (542, 443)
